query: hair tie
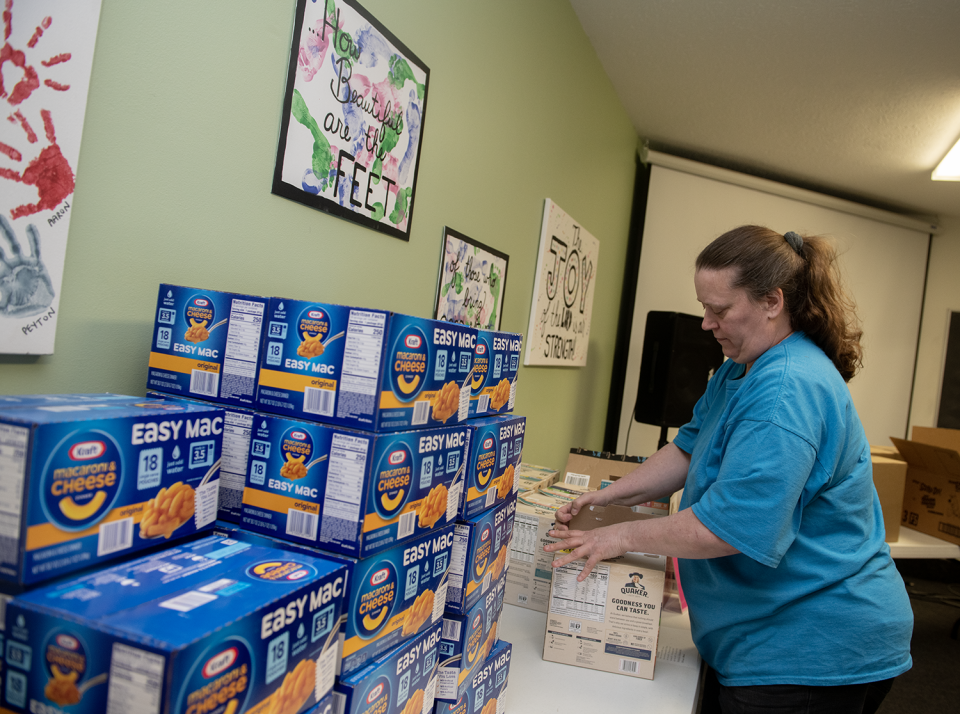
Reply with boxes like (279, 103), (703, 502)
(784, 231), (804, 256)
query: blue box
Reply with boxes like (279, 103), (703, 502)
(458, 416), (525, 520)
(0, 398), (224, 586)
(147, 284), (269, 409)
(468, 330), (522, 419)
(446, 496), (516, 615)
(434, 640), (511, 714)
(255, 299), (477, 432)
(2, 534), (347, 714)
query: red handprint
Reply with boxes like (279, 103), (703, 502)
(0, 1), (75, 220)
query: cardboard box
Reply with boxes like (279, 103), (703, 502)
(516, 462), (560, 493)
(446, 496), (516, 614)
(212, 523), (456, 678)
(436, 574), (506, 702)
(542, 505), (666, 680)
(468, 330), (522, 419)
(147, 391), (256, 524)
(457, 416), (525, 519)
(147, 284), (269, 409)
(892, 426), (960, 546)
(255, 299), (477, 432)
(239, 414), (468, 558)
(505, 502), (561, 612)
(434, 640), (511, 714)
(3, 534), (347, 714)
(871, 455), (906, 542)
(0, 399), (223, 587)
(561, 449), (645, 491)
(333, 622), (442, 714)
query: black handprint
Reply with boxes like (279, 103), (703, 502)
(0, 215), (55, 317)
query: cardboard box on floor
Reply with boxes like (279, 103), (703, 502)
(542, 504), (666, 680)
(891, 427), (960, 546)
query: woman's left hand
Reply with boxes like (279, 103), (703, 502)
(544, 522), (629, 582)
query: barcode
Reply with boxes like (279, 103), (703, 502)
(332, 692), (346, 714)
(398, 510), (416, 540)
(441, 618), (461, 640)
(159, 591), (218, 612)
(564, 472), (590, 488)
(304, 387), (335, 417)
(97, 517), (133, 556)
(485, 487), (496, 507)
(619, 659), (639, 674)
(482, 570), (491, 592)
(287, 509), (319, 539)
(190, 369), (219, 398)
(478, 394), (490, 413)
(412, 400), (430, 425)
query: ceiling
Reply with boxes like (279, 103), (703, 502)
(569, 0), (960, 225)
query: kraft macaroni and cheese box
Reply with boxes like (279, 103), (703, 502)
(240, 414), (469, 558)
(255, 299), (477, 432)
(147, 284), (268, 409)
(2, 534), (348, 714)
(0, 399), (224, 587)
(435, 640), (511, 714)
(0, 394), (146, 409)
(457, 416), (525, 520)
(445, 496), (516, 615)
(435, 575), (505, 703)
(468, 330), (521, 419)
(146, 392), (257, 525)
(333, 622), (442, 714)
(211, 523), (456, 679)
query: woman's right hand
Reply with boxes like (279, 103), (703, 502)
(553, 489), (611, 531)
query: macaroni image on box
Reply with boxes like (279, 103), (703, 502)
(2, 534), (348, 714)
(147, 391), (256, 525)
(445, 496), (516, 615)
(435, 574), (505, 703)
(255, 299), (477, 432)
(147, 285), (268, 409)
(468, 331), (521, 419)
(457, 416), (525, 520)
(435, 640), (511, 714)
(333, 622), (442, 714)
(240, 414), (469, 558)
(209, 525), (457, 679)
(0, 399), (224, 587)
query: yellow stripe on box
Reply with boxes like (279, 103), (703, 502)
(379, 390), (436, 410)
(26, 502), (148, 551)
(149, 351), (221, 375)
(258, 368), (337, 393)
(361, 501), (422, 532)
(341, 614), (404, 656)
(243, 487), (320, 515)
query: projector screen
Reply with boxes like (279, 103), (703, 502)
(616, 159), (931, 457)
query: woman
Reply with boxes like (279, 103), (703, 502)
(547, 225), (913, 714)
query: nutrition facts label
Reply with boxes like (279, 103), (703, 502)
(322, 434), (370, 522)
(341, 310), (386, 395)
(0, 424), (27, 543)
(549, 563), (609, 622)
(509, 513), (538, 564)
(222, 300), (265, 397)
(106, 643), (165, 714)
(221, 411), (254, 485)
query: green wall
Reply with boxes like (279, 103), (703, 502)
(0, 0), (638, 472)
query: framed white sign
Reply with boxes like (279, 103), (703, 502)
(524, 199), (599, 367)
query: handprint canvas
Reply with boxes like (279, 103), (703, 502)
(0, 0), (102, 354)
(272, 0), (429, 241)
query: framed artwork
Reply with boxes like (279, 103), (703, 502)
(272, 0), (430, 241)
(0, 0), (103, 354)
(435, 227), (509, 331)
(524, 199), (599, 367)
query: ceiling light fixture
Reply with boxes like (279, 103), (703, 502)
(932, 137), (960, 181)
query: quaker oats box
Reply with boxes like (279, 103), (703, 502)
(445, 496), (515, 615)
(255, 299), (477, 432)
(2, 533), (347, 714)
(434, 640), (511, 714)
(457, 416), (524, 520)
(435, 575), (505, 703)
(0, 398), (223, 587)
(504, 501), (561, 613)
(542, 505), (666, 680)
(147, 285), (269, 409)
(239, 413), (468, 558)
(468, 331), (521, 419)
(333, 622), (442, 714)
(147, 391), (256, 525)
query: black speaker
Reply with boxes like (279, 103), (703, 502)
(634, 311), (725, 428)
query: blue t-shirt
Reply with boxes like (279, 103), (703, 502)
(673, 332), (913, 686)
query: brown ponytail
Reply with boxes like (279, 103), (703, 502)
(695, 225), (863, 381)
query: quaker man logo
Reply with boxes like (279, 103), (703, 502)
(622, 572), (647, 595)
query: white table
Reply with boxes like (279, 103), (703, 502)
(887, 527), (960, 559)
(500, 603), (702, 714)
